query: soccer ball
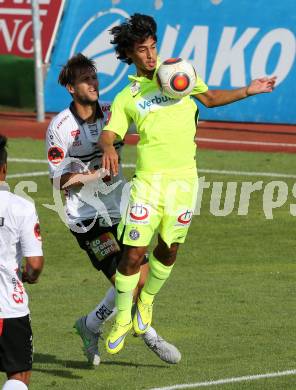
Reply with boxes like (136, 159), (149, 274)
(156, 58), (197, 99)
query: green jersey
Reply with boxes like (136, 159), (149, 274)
(104, 67), (208, 176)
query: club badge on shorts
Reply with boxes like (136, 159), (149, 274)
(129, 229), (140, 240)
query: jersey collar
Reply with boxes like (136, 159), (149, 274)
(69, 101), (104, 125)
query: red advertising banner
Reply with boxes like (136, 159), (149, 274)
(0, 0), (65, 62)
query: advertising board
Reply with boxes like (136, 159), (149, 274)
(0, 0), (65, 62)
(44, 0), (296, 123)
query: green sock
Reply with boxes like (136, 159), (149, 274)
(115, 270), (140, 325)
(140, 254), (174, 305)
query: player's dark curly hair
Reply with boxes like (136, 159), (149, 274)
(58, 53), (97, 86)
(110, 13), (157, 65)
(0, 134), (7, 167)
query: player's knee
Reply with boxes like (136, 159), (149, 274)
(154, 242), (179, 265)
(7, 371), (31, 386)
(168, 243), (179, 257)
(120, 247), (147, 273)
(127, 251), (145, 269)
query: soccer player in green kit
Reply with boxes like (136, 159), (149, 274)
(99, 13), (276, 354)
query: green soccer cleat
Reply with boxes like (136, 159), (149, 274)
(106, 321), (132, 354)
(74, 316), (102, 367)
(133, 298), (153, 335)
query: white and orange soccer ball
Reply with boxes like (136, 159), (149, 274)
(156, 58), (197, 99)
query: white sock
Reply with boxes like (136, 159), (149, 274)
(2, 380), (28, 390)
(142, 326), (158, 342)
(86, 287), (116, 333)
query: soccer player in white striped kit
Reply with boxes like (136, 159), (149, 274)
(0, 135), (44, 390)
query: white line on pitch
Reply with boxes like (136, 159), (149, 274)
(7, 172), (48, 179)
(128, 134), (296, 148)
(8, 159), (296, 179)
(8, 158), (48, 164)
(198, 137), (296, 148)
(148, 369), (296, 390)
(7, 168), (296, 180)
(123, 165), (296, 179)
(200, 168), (296, 179)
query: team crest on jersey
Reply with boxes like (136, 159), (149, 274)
(175, 209), (193, 227)
(48, 146), (65, 165)
(71, 129), (80, 140)
(128, 204), (151, 225)
(101, 103), (111, 112)
(34, 223), (42, 241)
(130, 81), (140, 96)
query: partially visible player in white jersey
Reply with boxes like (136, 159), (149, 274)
(0, 135), (44, 390)
(45, 53), (181, 366)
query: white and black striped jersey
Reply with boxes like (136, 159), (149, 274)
(46, 101), (126, 226)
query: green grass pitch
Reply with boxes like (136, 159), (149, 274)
(1, 138), (296, 389)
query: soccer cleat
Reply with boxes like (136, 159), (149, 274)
(133, 298), (153, 335)
(143, 335), (182, 364)
(106, 321), (132, 354)
(74, 316), (102, 366)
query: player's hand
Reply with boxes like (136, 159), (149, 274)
(102, 145), (119, 176)
(22, 270), (38, 284)
(246, 76), (277, 95)
(22, 256), (43, 284)
(22, 261), (41, 284)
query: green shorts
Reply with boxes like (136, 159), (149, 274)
(118, 173), (198, 247)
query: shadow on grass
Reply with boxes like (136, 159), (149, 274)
(33, 367), (82, 380)
(34, 352), (167, 373)
(101, 361), (168, 369)
(33, 353), (88, 379)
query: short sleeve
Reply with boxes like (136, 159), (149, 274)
(103, 93), (132, 140)
(46, 122), (70, 179)
(19, 204), (43, 258)
(191, 74), (209, 95)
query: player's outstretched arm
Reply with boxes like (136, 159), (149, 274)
(22, 256), (44, 284)
(98, 130), (119, 176)
(53, 170), (104, 190)
(194, 76), (277, 108)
